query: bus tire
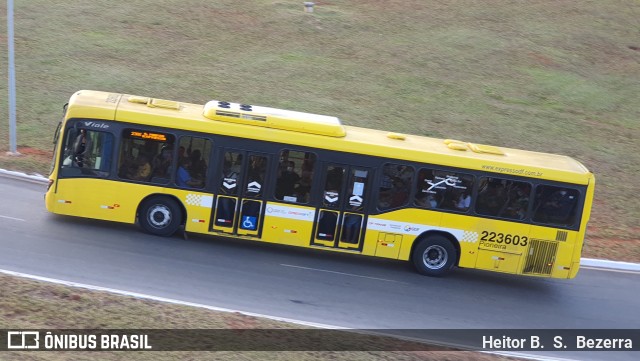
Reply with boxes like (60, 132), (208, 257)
(412, 235), (457, 277)
(139, 196), (182, 237)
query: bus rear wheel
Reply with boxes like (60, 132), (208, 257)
(139, 196), (182, 237)
(412, 235), (457, 277)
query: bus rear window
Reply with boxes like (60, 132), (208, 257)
(533, 186), (580, 226)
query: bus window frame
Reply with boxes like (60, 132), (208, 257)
(173, 135), (213, 190)
(530, 183), (585, 229)
(474, 176), (533, 221)
(58, 119), (117, 179)
(412, 166), (475, 214)
(376, 162), (415, 212)
(473, 178), (586, 231)
(117, 127), (177, 184)
(273, 148), (318, 205)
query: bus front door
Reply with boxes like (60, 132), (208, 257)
(211, 150), (270, 237)
(312, 165), (372, 251)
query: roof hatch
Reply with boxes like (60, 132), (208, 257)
(444, 139), (505, 155)
(128, 96), (181, 110)
(203, 100), (346, 137)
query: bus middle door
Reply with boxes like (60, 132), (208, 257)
(211, 150), (269, 237)
(312, 165), (372, 251)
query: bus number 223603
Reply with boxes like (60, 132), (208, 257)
(480, 231), (529, 246)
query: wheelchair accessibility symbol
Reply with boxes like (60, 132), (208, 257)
(241, 216), (257, 230)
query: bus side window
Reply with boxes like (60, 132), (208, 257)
(475, 177), (531, 219)
(275, 150), (316, 203)
(414, 168), (473, 212)
(60, 127), (113, 178)
(377, 163), (413, 210)
(532, 185), (579, 226)
(175, 136), (211, 189)
(117, 128), (176, 183)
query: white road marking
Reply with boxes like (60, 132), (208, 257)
(580, 266), (640, 275)
(0, 214), (26, 222)
(0, 268), (342, 330)
(280, 263), (407, 283)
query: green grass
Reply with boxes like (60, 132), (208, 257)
(0, 0), (639, 259)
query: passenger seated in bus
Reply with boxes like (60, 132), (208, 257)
(176, 158), (203, 188)
(503, 186), (529, 219)
(189, 149), (207, 181)
(152, 146), (173, 178)
(378, 178), (409, 209)
(378, 192), (392, 209)
(476, 182), (506, 216)
(296, 174), (312, 202)
(415, 192), (438, 208)
(537, 188), (575, 223)
(453, 190), (471, 211)
(118, 156), (134, 179)
(178, 146), (187, 162)
(379, 168), (395, 191)
(295, 159), (314, 202)
(390, 179), (409, 208)
(127, 154), (152, 181)
(275, 161), (300, 200)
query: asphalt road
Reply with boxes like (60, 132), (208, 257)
(0, 175), (638, 360)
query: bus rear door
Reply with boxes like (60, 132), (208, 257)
(312, 165), (373, 251)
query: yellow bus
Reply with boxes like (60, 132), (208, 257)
(45, 90), (595, 278)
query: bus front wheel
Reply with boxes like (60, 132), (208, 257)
(412, 235), (457, 277)
(139, 196), (182, 237)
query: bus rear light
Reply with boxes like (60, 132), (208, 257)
(47, 179), (54, 191)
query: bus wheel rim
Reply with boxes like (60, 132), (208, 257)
(148, 204), (171, 229)
(423, 245), (447, 269)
